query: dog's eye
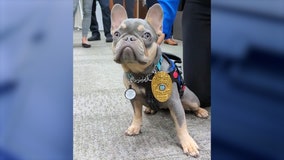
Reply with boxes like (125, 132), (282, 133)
(142, 32), (151, 40)
(113, 31), (121, 38)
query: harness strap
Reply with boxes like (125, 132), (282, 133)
(162, 53), (186, 97)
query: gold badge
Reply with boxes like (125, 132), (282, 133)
(151, 71), (172, 102)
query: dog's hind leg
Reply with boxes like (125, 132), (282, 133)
(181, 87), (208, 118)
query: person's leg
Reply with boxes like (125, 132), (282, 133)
(113, 0), (133, 18)
(113, 0), (123, 5)
(182, 0), (211, 107)
(98, 0), (112, 41)
(73, 0), (79, 27)
(158, 0), (180, 45)
(88, 0), (101, 41)
(81, 0), (93, 47)
(125, 0), (134, 18)
(146, 0), (158, 9)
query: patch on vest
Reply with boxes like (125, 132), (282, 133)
(151, 71), (173, 102)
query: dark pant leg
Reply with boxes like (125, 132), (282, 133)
(125, 0), (134, 18)
(113, 0), (123, 4)
(113, 0), (134, 18)
(98, 0), (111, 37)
(146, 0), (158, 8)
(182, 0), (211, 107)
(90, 0), (100, 35)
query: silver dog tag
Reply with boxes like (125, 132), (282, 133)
(124, 85), (136, 100)
(125, 85), (136, 100)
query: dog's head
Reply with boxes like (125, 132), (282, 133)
(111, 4), (163, 73)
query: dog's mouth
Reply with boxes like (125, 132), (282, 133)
(122, 46), (134, 57)
(114, 45), (147, 64)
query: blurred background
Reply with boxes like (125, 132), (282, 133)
(1, 0), (284, 159)
(212, 0), (284, 159)
(0, 1), (73, 159)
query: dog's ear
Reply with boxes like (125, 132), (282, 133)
(145, 4), (163, 35)
(111, 4), (128, 33)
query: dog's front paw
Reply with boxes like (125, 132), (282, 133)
(125, 125), (141, 136)
(180, 136), (200, 157)
(194, 108), (209, 118)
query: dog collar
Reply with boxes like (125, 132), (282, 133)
(127, 55), (163, 83)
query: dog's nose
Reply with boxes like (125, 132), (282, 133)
(124, 36), (136, 42)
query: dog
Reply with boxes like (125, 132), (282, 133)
(111, 4), (209, 157)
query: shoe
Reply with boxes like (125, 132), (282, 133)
(88, 34), (101, 41)
(105, 35), (113, 43)
(82, 43), (91, 48)
(164, 39), (178, 45)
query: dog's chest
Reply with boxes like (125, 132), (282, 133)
(131, 82), (162, 111)
(124, 53), (185, 110)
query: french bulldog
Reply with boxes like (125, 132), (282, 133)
(111, 4), (209, 157)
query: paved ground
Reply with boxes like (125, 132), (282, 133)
(73, 30), (211, 160)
